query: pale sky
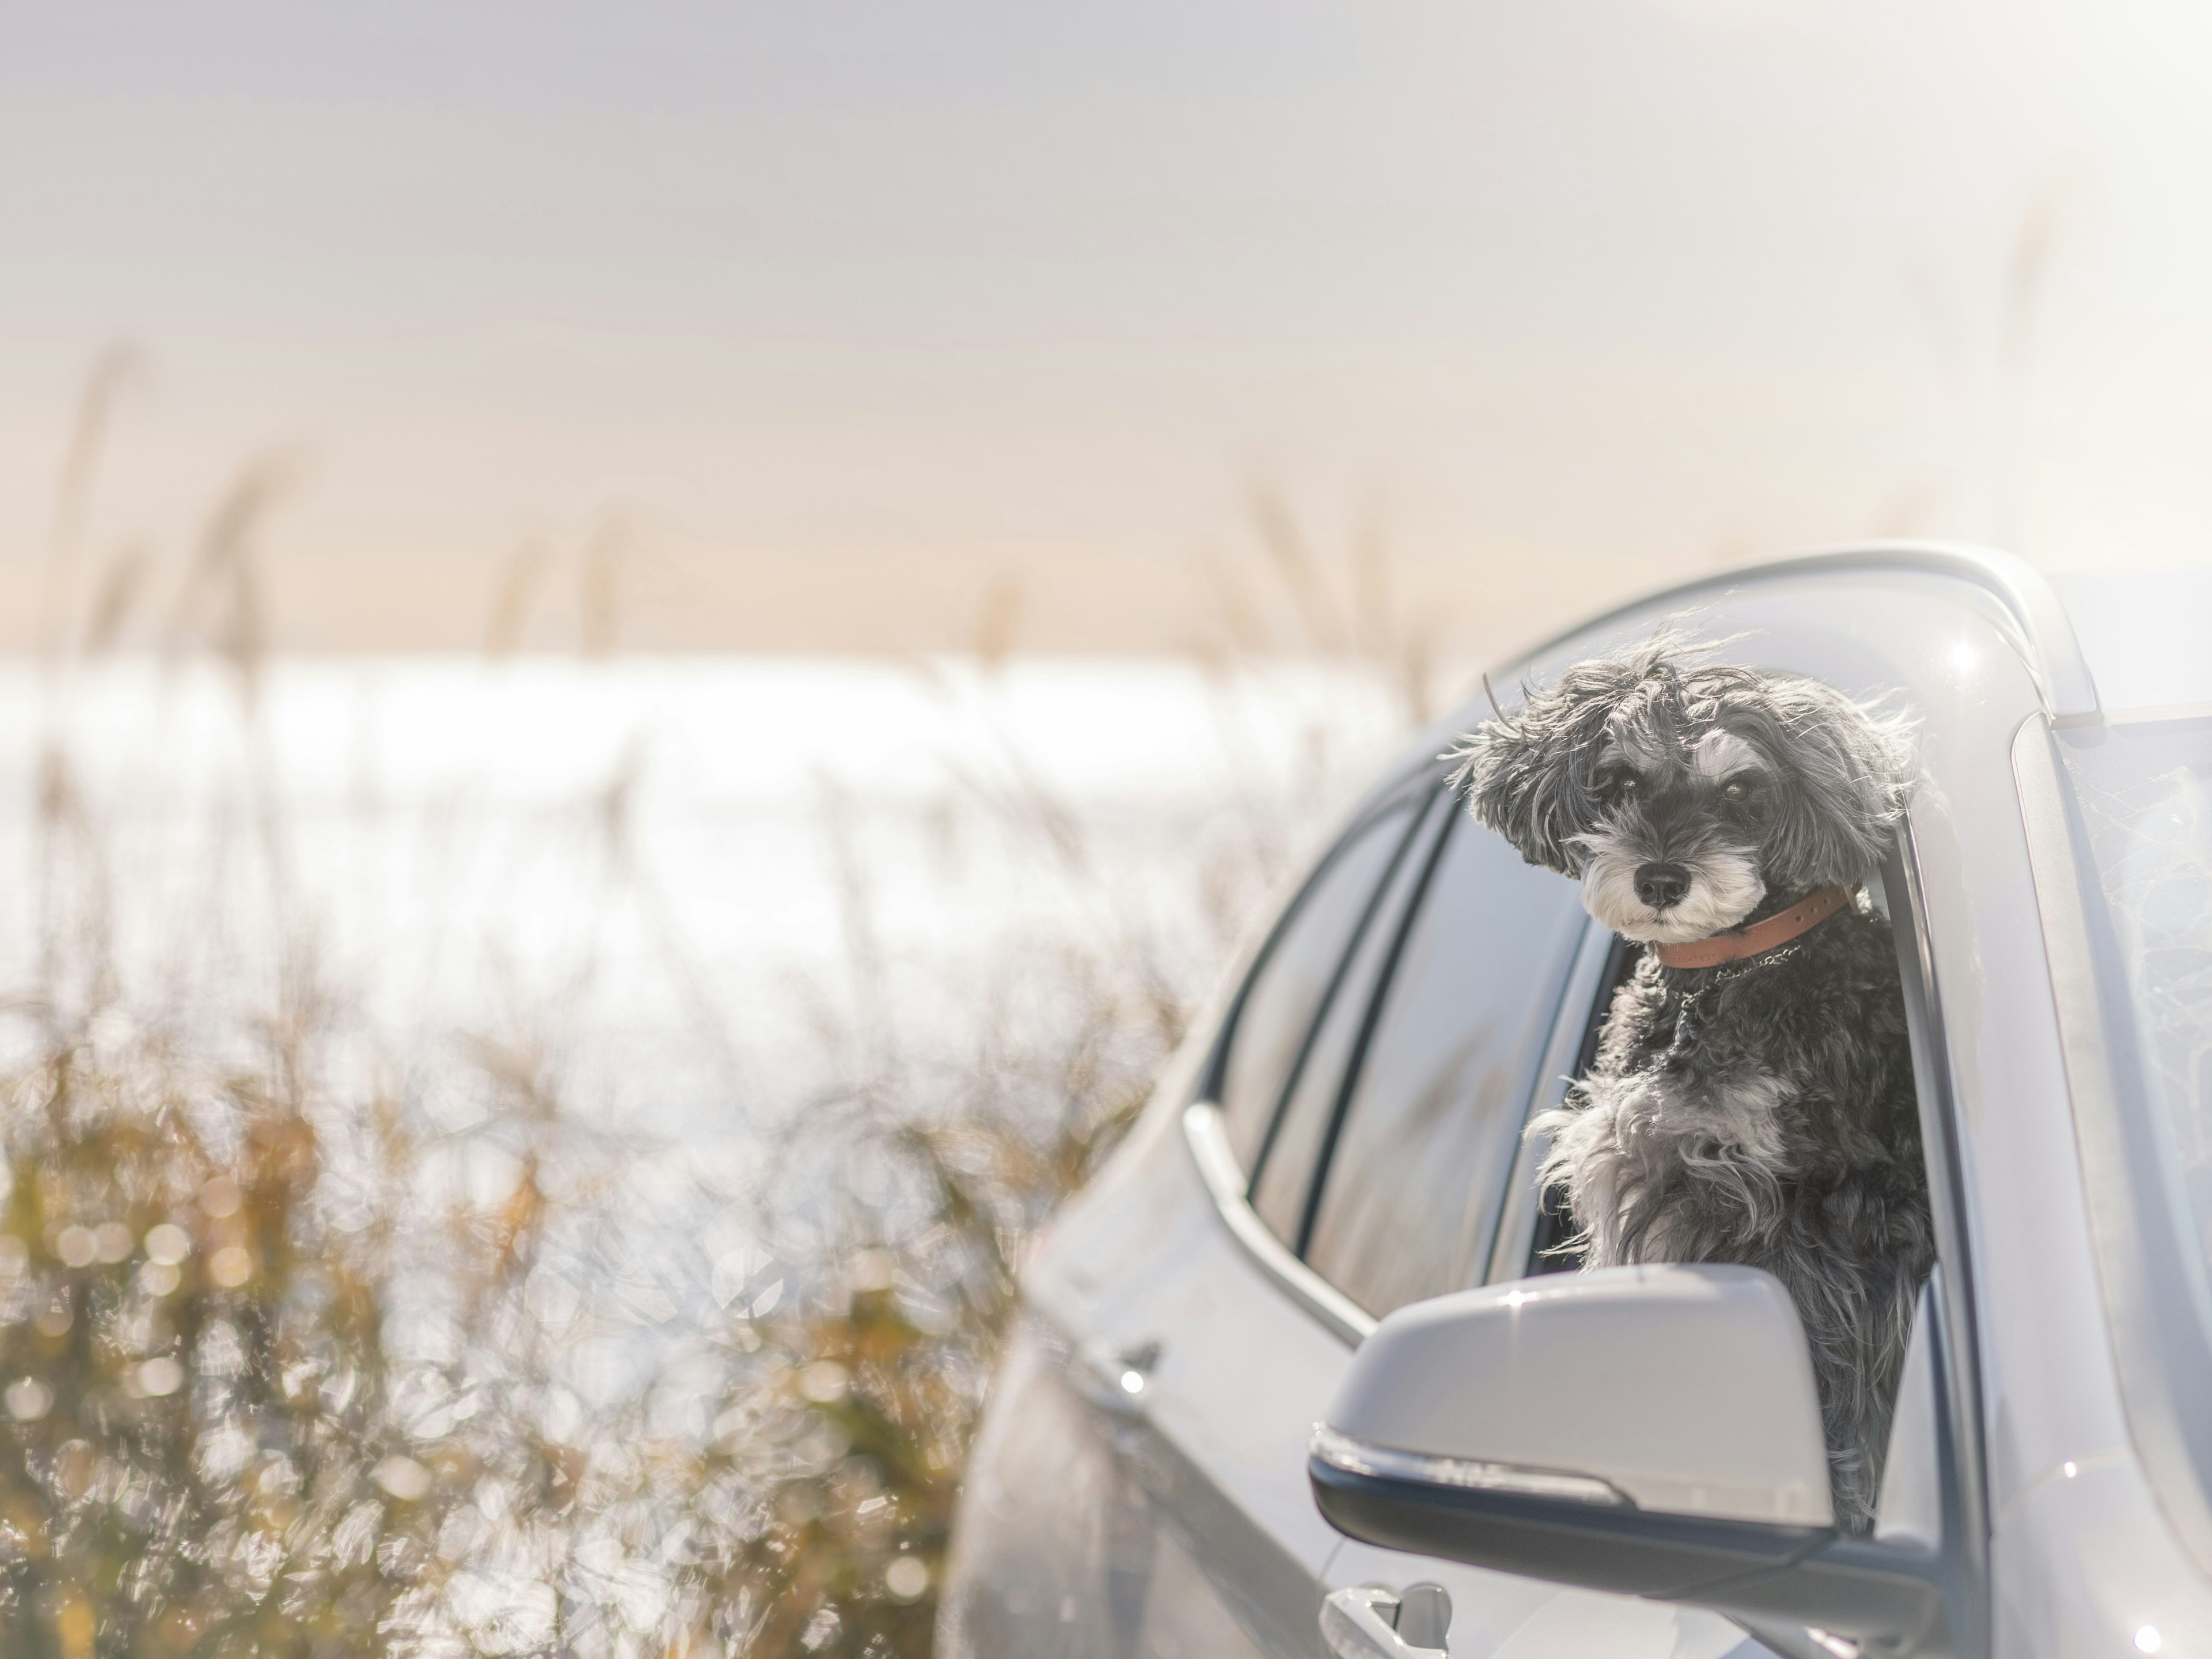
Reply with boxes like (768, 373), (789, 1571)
(2, 0), (2208, 652)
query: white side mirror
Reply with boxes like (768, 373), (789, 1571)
(1321, 1263), (1833, 1526)
(1310, 1265), (1955, 1652)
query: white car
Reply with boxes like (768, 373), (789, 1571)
(937, 544), (2212, 1659)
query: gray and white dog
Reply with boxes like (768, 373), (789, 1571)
(1450, 635), (1933, 1529)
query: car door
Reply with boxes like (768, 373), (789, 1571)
(1112, 775), (1459, 1659)
(1105, 778), (1615, 1657)
(941, 773), (1445, 1658)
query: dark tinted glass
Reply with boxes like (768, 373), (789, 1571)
(1248, 793), (1446, 1244)
(1303, 810), (1585, 1315)
(1217, 794), (1425, 1168)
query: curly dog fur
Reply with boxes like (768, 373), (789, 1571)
(1450, 634), (1934, 1529)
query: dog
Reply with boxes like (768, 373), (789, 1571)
(1449, 634), (1933, 1531)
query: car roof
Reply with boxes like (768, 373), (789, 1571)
(1368, 540), (2207, 839)
(1449, 541), (2211, 734)
(1377, 540), (2198, 819)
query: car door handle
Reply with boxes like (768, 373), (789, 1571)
(1321, 1584), (1452, 1658)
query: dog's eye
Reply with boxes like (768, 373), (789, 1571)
(1611, 775), (1639, 799)
(1722, 778), (1753, 802)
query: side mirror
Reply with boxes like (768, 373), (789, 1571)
(1309, 1266), (1959, 1654)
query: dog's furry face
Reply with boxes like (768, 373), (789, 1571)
(1450, 638), (1910, 943)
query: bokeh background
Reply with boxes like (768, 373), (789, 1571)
(13, 0), (2212, 660)
(2, 2), (2210, 1655)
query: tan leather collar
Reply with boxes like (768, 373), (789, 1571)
(1651, 885), (1851, 970)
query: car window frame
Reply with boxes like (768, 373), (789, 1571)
(1181, 800), (1993, 1659)
(1182, 766), (1596, 1338)
(1881, 828), (1993, 1659)
(1179, 766), (1449, 1346)
(1195, 770), (1442, 1188)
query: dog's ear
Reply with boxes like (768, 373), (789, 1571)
(1449, 641), (1694, 874)
(1446, 693), (1589, 874)
(1762, 679), (1916, 885)
(1451, 677), (1610, 885)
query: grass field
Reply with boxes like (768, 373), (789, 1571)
(0, 374), (1433, 1656)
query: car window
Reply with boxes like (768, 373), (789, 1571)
(1249, 790), (1449, 1245)
(1303, 809), (1586, 1316)
(2058, 714), (2212, 1380)
(1215, 788), (1430, 1169)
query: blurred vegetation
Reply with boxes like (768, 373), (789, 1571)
(0, 1012), (407, 1659)
(2, 813), (1184, 1658)
(0, 359), (1412, 1657)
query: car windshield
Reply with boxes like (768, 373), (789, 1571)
(2058, 714), (2212, 1321)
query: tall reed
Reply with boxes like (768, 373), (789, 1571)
(0, 360), (1422, 1657)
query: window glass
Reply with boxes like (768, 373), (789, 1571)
(1249, 792), (1446, 1244)
(2059, 715), (2212, 1343)
(1216, 793), (1426, 1168)
(1304, 810), (1586, 1316)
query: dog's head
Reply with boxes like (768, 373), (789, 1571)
(1449, 636), (1912, 944)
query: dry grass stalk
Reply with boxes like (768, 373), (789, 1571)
(0, 354), (1413, 1657)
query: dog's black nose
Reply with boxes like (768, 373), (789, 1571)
(1635, 862), (1691, 910)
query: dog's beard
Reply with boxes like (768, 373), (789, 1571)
(1576, 836), (1767, 944)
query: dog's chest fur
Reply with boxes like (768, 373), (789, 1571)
(1554, 908), (1919, 1259)
(1536, 904), (1934, 1525)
